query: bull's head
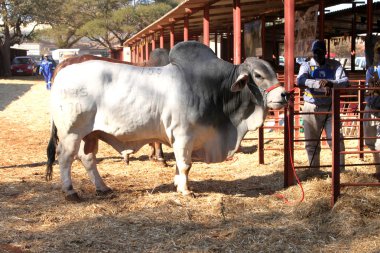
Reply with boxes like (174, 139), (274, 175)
(231, 58), (291, 109)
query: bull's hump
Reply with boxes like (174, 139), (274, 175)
(169, 41), (218, 66)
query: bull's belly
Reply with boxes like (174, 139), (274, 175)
(93, 117), (170, 146)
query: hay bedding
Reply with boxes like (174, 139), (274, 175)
(0, 77), (379, 253)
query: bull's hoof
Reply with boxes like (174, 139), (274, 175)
(65, 193), (82, 202)
(372, 173), (380, 181)
(182, 190), (196, 198)
(156, 158), (167, 167)
(150, 156), (167, 166)
(96, 188), (113, 196)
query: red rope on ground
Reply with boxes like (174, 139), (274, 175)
(274, 97), (305, 205)
(225, 156), (238, 164)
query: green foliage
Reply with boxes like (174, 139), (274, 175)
(1, 0), (178, 50)
(77, 1), (173, 49)
(34, 0), (95, 48)
(0, 0), (48, 76)
(0, 0), (42, 46)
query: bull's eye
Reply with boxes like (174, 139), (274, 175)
(255, 73), (262, 79)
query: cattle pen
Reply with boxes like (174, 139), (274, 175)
(1, 76), (380, 252)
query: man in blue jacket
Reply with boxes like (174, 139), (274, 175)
(297, 39), (349, 172)
(363, 40), (380, 180)
(39, 54), (54, 90)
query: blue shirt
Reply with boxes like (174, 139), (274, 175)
(39, 59), (54, 79)
(365, 64), (380, 106)
(297, 58), (349, 106)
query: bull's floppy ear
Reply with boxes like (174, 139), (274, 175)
(231, 73), (249, 92)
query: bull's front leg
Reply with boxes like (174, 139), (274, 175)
(172, 138), (193, 196)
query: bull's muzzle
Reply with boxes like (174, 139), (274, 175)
(281, 89), (295, 103)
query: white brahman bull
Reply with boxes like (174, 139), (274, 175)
(46, 41), (290, 201)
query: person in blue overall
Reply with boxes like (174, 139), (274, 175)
(363, 40), (380, 181)
(297, 39), (349, 172)
(39, 54), (54, 90)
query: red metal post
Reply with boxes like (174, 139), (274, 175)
(367, 0), (373, 34)
(215, 31), (218, 56)
(259, 127), (264, 164)
(134, 45), (137, 64)
(151, 34), (156, 51)
(131, 46), (134, 63)
(351, 3), (356, 72)
(160, 29), (164, 48)
(145, 38), (149, 61)
(367, 0), (373, 68)
(359, 83), (365, 159)
(318, 0), (325, 40)
(170, 24), (174, 49)
(227, 30), (231, 62)
(136, 45), (139, 63)
(233, 0), (241, 64)
(261, 16), (265, 58)
(331, 89), (341, 206)
(327, 38), (330, 59)
(140, 42), (144, 63)
(203, 5), (210, 46)
(284, 0), (295, 187)
(272, 22), (277, 65)
(184, 15), (189, 41)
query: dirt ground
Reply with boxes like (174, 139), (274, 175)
(0, 76), (379, 253)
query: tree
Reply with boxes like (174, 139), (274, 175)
(33, 0), (95, 48)
(78, 0), (173, 51)
(0, 0), (41, 76)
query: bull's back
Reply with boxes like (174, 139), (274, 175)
(51, 60), (179, 140)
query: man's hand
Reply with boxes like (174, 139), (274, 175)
(319, 79), (333, 96)
(319, 79), (333, 88)
(367, 77), (380, 95)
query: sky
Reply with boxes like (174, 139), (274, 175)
(325, 0), (380, 13)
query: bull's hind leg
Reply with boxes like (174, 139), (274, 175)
(78, 135), (112, 196)
(172, 138), (193, 196)
(149, 142), (166, 166)
(57, 134), (82, 201)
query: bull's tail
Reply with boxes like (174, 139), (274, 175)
(46, 121), (58, 181)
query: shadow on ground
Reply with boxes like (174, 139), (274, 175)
(0, 83), (33, 111)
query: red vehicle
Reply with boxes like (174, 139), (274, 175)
(10, 56), (37, 76)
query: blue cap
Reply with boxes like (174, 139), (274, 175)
(311, 40), (326, 52)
